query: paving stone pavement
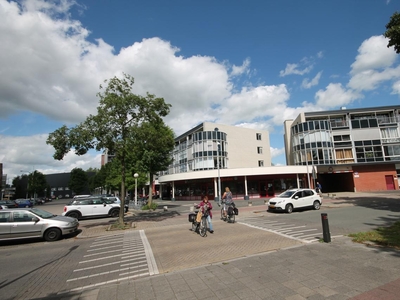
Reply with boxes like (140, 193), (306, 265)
(54, 193), (400, 299)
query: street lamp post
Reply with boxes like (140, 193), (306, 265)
(134, 173), (139, 207)
(214, 128), (222, 206)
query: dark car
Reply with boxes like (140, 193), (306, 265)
(0, 200), (19, 209)
(15, 199), (34, 208)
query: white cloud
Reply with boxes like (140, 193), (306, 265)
(0, 134), (101, 180)
(392, 80), (400, 95)
(301, 71), (323, 89)
(315, 83), (362, 108)
(279, 63), (313, 77)
(270, 147), (285, 158)
(231, 58), (251, 76)
(348, 35), (400, 92)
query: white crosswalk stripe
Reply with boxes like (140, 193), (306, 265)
(238, 216), (323, 243)
(60, 230), (158, 294)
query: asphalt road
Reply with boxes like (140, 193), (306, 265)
(2, 196), (400, 298)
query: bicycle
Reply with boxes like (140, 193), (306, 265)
(220, 201), (236, 223)
(189, 206), (209, 237)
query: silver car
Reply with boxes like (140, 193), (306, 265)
(0, 208), (79, 242)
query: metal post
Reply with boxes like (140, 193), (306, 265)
(214, 127), (221, 206)
(134, 173), (138, 207)
(305, 150), (310, 188)
(321, 213), (331, 243)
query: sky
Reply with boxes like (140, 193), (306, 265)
(1, 0), (400, 182)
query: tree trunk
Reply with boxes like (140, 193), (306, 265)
(148, 173), (153, 207)
(118, 154), (126, 224)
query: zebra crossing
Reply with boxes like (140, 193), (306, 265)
(61, 230), (158, 294)
(238, 216), (323, 243)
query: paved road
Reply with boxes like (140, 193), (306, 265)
(2, 193), (400, 299)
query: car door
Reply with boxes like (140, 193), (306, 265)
(91, 199), (109, 216)
(0, 211), (11, 240)
(10, 211), (43, 239)
(74, 199), (94, 217)
(302, 189), (316, 207)
(291, 191), (305, 208)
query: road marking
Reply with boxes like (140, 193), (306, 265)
(238, 216), (325, 243)
(62, 230), (159, 294)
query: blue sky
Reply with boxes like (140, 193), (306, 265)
(0, 0), (399, 180)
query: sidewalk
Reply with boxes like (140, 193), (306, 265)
(70, 193), (400, 300)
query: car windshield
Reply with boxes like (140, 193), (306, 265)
(30, 208), (55, 219)
(277, 190), (296, 198)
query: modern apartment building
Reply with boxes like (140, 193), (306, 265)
(158, 122), (310, 201)
(284, 105), (400, 192)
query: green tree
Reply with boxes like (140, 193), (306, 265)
(27, 170), (47, 199)
(69, 168), (88, 195)
(12, 175), (26, 199)
(46, 73), (172, 224)
(131, 121), (175, 206)
(384, 12), (400, 54)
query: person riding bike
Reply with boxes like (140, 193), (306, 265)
(195, 195), (214, 233)
(221, 187), (235, 218)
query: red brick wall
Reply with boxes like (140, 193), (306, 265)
(353, 164), (398, 192)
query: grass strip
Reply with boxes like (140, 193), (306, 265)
(348, 221), (400, 249)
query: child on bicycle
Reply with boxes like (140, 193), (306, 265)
(196, 195), (214, 233)
(222, 187), (235, 218)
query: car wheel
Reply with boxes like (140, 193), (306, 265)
(44, 228), (61, 242)
(110, 209), (119, 218)
(67, 211), (81, 220)
(285, 204), (293, 214)
(313, 201), (321, 210)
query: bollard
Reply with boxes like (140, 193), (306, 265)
(321, 213), (331, 243)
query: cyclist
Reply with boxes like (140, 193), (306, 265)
(195, 195), (214, 233)
(222, 187), (235, 218)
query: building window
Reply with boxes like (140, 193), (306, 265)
(381, 128), (400, 143)
(256, 133), (262, 140)
(335, 149), (354, 164)
(257, 147), (263, 154)
(258, 160), (264, 167)
(384, 145), (400, 160)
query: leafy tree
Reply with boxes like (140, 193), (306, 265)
(384, 12), (400, 54)
(27, 171), (47, 199)
(12, 175), (26, 199)
(69, 168), (88, 195)
(46, 73), (172, 224)
(131, 121), (175, 206)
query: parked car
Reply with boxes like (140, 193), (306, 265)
(62, 197), (120, 220)
(267, 188), (322, 213)
(0, 208), (79, 242)
(31, 198), (45, 205)
(0, 200), (19, 209)
(72, 194), (91, 200)
(15, 199), (34, 208)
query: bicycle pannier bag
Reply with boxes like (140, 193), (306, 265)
(188, 213), (196, 222)
(228, 206), (234, 216)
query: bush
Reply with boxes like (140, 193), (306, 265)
(141, 201), (158, 210)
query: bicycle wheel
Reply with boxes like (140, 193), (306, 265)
(228, 213), (235, 223)
(191, 221), (198, 232)
(220, 207), (224, 220)
(199, 217), (207, 237)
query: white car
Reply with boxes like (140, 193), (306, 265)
(267, 188), (322, 213)
(62, 197), (120, 220)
